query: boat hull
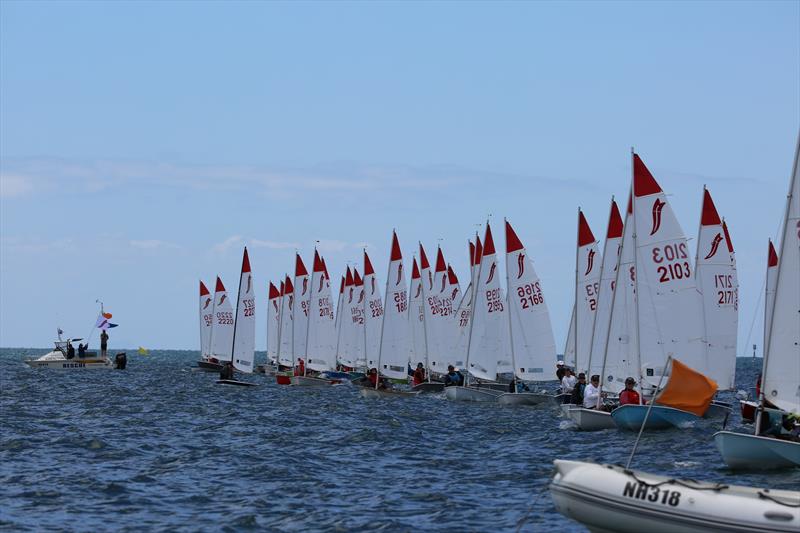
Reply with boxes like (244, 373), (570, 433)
(714, 431), (800, 470)
(216, 379), (257, 387)
(359, 387), (420, 398)
(411, 382), (445, 393)
(444, 386), (503, 402)
(611, 404), (700, 431)
(25, 356), (113, 370)
(549, 459), (799, 533)
(567, 408), (616, 431)
(496, 391), (554, 406)
(275, 374), (292, 385)
(290, 375), (342, 387)
(196, 360), (223, 372)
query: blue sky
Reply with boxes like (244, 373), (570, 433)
(1, 1), (798, 351)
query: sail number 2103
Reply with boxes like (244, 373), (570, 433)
(652, 242), (691, 283)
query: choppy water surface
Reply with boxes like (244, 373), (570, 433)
(1, 350), (797, 531)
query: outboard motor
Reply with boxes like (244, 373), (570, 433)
(114, 352), (127, 370)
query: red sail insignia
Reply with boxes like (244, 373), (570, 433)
(517, 253), (525, 279)
(704, 233), (723, 260)
(584, 249), (595, 275)
(650, 198), (666, 236)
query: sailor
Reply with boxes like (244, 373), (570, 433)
(219, 361), (234, 380)
(583, 375), (602, 409)
(618, 377), (641, 405)
(366, 367), (387, 389)
(556, 360), (566, 381)
(77, 343), (86, 357)
(561, 368), (577, 396)
(100, 329), (109, 358)
(412, 363), (426, 386)
(66, 342), (75, 359)
(570, 373), (587, 405)
(294, 358), (305, 377)
(443, 365), (464, 387)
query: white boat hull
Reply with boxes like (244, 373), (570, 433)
(550, 459), (799, 533)
(359, 387), (420, 398)
(444, 386), (503, 402)
(567, 408), (616, 431)
(25, 351), (112, 370)
(496, 391), (554, 406)
(714, 431), (800, 470)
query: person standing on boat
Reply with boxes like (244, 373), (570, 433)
(412, 363), (426, 386)
(77, 343), (86, 357)
(570, 373), (587, 405)
(100, 330), (109, 358)
(561, 368), (577, 395)
(583, 375), (602, 409)
(220, 361), (234, 380)
(294, 358), (305, 377)
(618, 377), (641, 405)
(66, 342), (75, 359)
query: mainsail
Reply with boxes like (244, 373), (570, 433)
(306, 250), (337, 371)
(277, 276), (294, 367)
(466, 223), (503, 382)
(267, 281), (281, 364)
(573, 210), (602, 373)
(199, 281), (213, 358)
(293, 254), (310, 366)
(408, 257), (427, 369)
(376, 231), (412, 380)
(210, 276), (234, 361)
(231, 247), (255, 373)
(363, 251), (384, 370)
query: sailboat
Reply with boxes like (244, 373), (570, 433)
(611, 153), (718, 430)
(275, 276), (294, 384)
(446, 223), (506, 402)
(291, 250), (341, 386)
(217, 247), (257, 386)
(450, 239), (479, 373)
(293, 253), (310, 372)
(714, 135), (800, 469)
(497, 219), (558, 405)
(205, 276), (235, 373)
(408, 256), (445, 393)
(195, 280), (220, 371)
(361, 230), (419, 398)
(264, 281), (281, 373)
(362, 251), (384, 375)
(567, 198), (625, 430)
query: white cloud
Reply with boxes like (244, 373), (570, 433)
(212, 235), (244, 254)
(0, 174), (34, 198)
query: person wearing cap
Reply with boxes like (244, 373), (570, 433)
(556, 361), (566, 381)
(618, 377), (641, 406)
(443, 365), (464, 387)
(570, 373), (587, 405)
(561, 368), (577, 398)
(583, 375), (603, 409)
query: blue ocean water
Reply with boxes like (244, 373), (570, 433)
(0, 350), (797, 532)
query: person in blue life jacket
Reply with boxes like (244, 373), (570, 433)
(443, 365), (464, 387)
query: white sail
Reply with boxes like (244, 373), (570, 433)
(353, 270), (367, 368)
(419, 244), (448, 372)
(210, 276), (234, 360)
(376, 231), (412, 380)
(199, 280), (213, 358)
(362, 251), (384, 370)
(764, 240), (779, 357)
(267, 281), (281, 363)
(339, 268), (364, 369)
(694, 188), (738, 390)
(601, 196), (639, 394)
(563, 305), (575, 368)
(277, 276), (294, 367)
(633, 154), (707, 383)
(293, 254), (310, 365)
(574, 211), (602, 374)
(587, 199), (624, 380)
(408, 257), (428, 368)
(232, 247), (255, 373)
(466, 223), (503, 382)
(452, 240), (478, 370)
(306, 251), (337, 371)
(334, 275), (345, 363)
(505, 219), (557, 381)
(761, 136), (800, 413)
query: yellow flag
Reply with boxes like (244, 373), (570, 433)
(137, 347), (149, 356)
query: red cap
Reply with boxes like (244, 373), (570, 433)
(722, 220), (734, 253)
(447, 265), (459, 285)
(412, 258), (421, 279)
(390, 231), (402, 261)
(475, 236), (483, 264)
(364, 251), (375, 276)
(200, 281), (210, 296)
(345, 266), (354, 286)
(268, 282), (280, 299)
(505, 220), (524, 253)
(215, 276), (226, 293)
(578, 211), (596, 247)
(633, 153), (662, 197)
(607, 199), (624, 238)
(701, 188), (722, 226)
(241, 247), (251, 273)
(419, 243), (430, 269)
(354, 269), (363, 286)
(483, 223), (496, 256)
(312, 250), (324, 273)
(435, 247), (446, 272)
(284, 276), (294, 294)
(768, 239), (778, 267)
(295, 253), (308, 277)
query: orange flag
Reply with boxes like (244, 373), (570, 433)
(655, 359), (717, 417)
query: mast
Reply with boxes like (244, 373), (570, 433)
(334, 272), (347, 370)
(230, 248), (247, 365)
(585, 198), (611, 378)
(362, 251), (370, 373)
(276, 277), (286, 368)
(504, 218), (519, 393)
(631, 149), (645, 402)
(303, 249), (318, 377)
(463, 230), (484, 388)
(207, 278), (219, 359)
(694, 185), (711, 381)
(375, 231), (397, 390)
(411, 255), (432, 382)
(573, 208), (580, 371)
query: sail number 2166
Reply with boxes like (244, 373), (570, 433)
(517, 282), (544, 309)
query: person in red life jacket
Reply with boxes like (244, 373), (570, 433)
(618, 377), (641, 406)
(412, 363), (426, 386)
(294, 358), (305, 377)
